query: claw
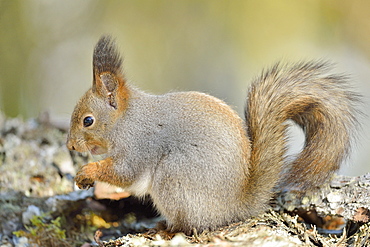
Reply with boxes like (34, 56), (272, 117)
(75, 177), (95, 190)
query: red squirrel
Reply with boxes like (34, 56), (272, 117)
(67, 35), (360, 234)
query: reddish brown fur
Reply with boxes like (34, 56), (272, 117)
(75, 157), (125, 189)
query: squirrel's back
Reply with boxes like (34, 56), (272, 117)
(107, 89), (254, 232)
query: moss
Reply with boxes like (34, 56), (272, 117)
(14, 214), (71, 247)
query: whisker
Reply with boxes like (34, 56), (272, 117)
(84, 143), (102, 166)
(84, 143), (94, 159)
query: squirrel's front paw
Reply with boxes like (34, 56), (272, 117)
(75, 177), (95, 189)
(75, 163), (96, 189)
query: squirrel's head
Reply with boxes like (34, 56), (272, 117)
(67, 35), (129, 155)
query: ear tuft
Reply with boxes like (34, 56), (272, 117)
(92, 36), (129, 110)
(93, 35), (123, 77)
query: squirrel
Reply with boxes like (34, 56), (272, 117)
(67, 35), (360, 234)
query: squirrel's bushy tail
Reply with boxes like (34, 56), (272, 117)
(245, 61), (360, 192)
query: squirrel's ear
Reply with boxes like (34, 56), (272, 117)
(92, 35), (128, 109)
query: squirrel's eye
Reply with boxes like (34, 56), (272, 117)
(83, 116), (94, 127)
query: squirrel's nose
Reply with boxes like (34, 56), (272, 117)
(66, 139), (75, 151)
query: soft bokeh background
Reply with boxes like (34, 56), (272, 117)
(0, 0), (369, 175)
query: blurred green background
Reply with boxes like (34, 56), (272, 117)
(0, 0), (369, 175)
